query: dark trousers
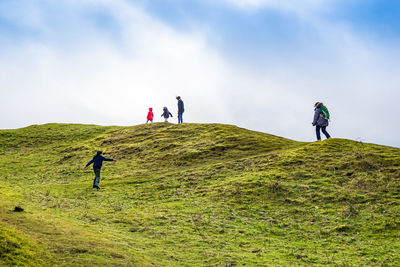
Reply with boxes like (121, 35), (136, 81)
(178, 113), (183, 124)
(93, 167), (101, 187)
(316, 126), (331, 140)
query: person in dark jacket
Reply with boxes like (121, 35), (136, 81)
(161, 107), (173, 122)
(312, 102), (331, 142)
(84, 151), (116, 189)
(176, 96), (184, 124)
(146, 107), (154, 123)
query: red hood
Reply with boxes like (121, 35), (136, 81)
(149, 108), (153, 111)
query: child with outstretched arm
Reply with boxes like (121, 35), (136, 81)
(161, 107), (173, 122)
(84, 151), (117, 189)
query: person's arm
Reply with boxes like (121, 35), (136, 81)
(312, 109), (320, 126)
(169, 112), (173, 117)
(84, 159), (94, 168)
(101, 156), (114, 162)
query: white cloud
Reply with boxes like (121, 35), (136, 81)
(217, 0), (337, 16)
(0, 0), (399, 146)
(0, 0), (234, 127)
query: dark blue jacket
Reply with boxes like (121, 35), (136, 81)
(161, 108), (173, 118)
(86, 155), (113, 168)
(313, 107), (329, 127)
(178, 99), (184, 114)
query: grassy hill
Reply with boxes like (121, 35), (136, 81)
(0, 123), (399, 266)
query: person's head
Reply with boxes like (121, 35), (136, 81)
(96, 151), (103, 156)
(314, 102), (323, 108)
(149, 107), (152, 111)
(176, 96), (181, 100)
(163, 106), (167, 110)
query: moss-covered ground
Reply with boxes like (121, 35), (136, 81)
(0, 123), (399, 266)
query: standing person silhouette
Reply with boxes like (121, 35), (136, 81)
(161, 107), (173, 122)
(176, 96), (184, 124)
(84, 151), (116, 189)
(146, 107), (154, 123)
(312, 102), (331, 142)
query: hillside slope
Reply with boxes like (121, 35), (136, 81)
(0, 123), (399, 266)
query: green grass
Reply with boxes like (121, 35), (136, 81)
(0, 123), (399, 266)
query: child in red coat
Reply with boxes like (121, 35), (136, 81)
(146, 108), (154, 123)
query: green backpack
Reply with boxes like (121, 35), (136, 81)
(320, 105), (330, 120)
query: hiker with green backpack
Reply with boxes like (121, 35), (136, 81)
(312, 102), (331, 142)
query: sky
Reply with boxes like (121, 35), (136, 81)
(0, 0), (399, 147)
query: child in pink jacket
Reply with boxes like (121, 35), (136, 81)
(146, 108), (154, 123)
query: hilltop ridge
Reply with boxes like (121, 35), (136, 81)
(0, 123), (399, 266)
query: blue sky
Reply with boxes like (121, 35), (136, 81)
(0, 0), (399, 147)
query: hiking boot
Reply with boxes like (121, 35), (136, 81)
(316, 139), (321, 142)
